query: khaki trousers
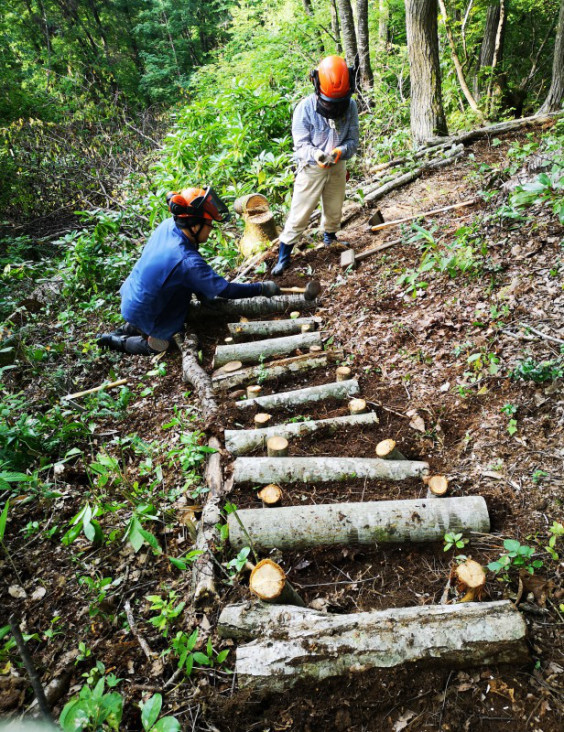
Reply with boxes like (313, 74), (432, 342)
(280, 161), (346, 246)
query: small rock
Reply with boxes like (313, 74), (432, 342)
(8, 585), (27, 599)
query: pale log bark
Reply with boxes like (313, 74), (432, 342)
(227, 318), (318, 339)
(228, 497), (488, 551)
(405, 0), (448, 144)
(336, 0), (358, 66)
(331, 0), (343, 53)
(378, 0), (389, 50)
(187, 295), (317, 320)
(356, 0), (373, 89)
(212, 352), (336, 390)
(214, 332), (322, 368)
(223, 601), (528, 690)
(232, 456), (429, 486)
(173, 330), (219, 426)
(225, 412), (379, 456)
(235, 379), (360, 412)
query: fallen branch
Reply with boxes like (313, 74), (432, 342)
(518, 322), (564, 345)
(174, 330), (219, 427)
(63, 379), (128, 401)
(9, 615), (53, 722)
(227, 317), (319, 339)
(369, 199), (478, 233)
(235, 379), (360, 412)
(124, 600), (154, 661)
(214, 332), (322, 368)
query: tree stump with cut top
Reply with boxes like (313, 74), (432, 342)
(234, 193), (279, 258)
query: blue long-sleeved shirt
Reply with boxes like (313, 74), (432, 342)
(292, 94), (359, 167)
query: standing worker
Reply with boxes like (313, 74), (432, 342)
(97, 187), (280, 355)
(272, 56), (359, 276)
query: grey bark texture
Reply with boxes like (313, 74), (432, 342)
(336, 0), (358, 66)
(356, 0), (373, 89)
(330, 0), (343, 53)
(225, 412), (379, 455)
(212, 351), (338, 390)
(405, 0), (448, 144)
(214, 332), (322, 367)
(174, 329), (219, 427)
(235, 378), (359, 412)
(539, 0), (564, 113)
(379, 0), (389, 49)
(228, 496), (489, 551)
(222, 601), (528, 691)
(187, 295), (317, 320)
(227, 318), (318, 339)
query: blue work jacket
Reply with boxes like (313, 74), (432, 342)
(120, 219), (228, 339)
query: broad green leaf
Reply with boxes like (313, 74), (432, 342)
(192, 652), (211, 666)
(141, 693), (162, 731)
(152, 717), (181, 732)
(0, 500), (9, 542)
(503, 539), (521, 553)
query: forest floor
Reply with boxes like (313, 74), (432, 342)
(2, 129), (564, 731)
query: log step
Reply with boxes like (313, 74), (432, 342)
(214, 332), (322, 368)
(228, 496), (488, 550)
(219, 601), (528, 691)
(188, 294), (317, 320)
(236, 379), (359, 411)
(212, 351), (339, 390)
(225, 412), (378, 455)
(232, 455), (429, 485)
(227, 318), (319, 339)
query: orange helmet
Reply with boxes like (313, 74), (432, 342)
(316, 56), (351, 100)
(166, 187), (230, 224)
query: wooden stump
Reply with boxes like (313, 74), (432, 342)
(254, 413), (272, 428)
(219, 360), (243, 374)
(455, 560), (486, 602)
(246, 385), (262, 399)
(249, 559), (304, 606)
(376, 439), (406, 460)
(336, 366), (352, 382)
(349, 398), (367, 415)
(266, 436), (289, 457)
(425, 475), (449, 496)
(257, 484), (282, 507)
(234, 194), (279, 258)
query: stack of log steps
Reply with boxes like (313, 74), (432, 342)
(214, 332), (323, 368)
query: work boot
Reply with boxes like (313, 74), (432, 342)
(323, 232), (348, 247)
(97, 333), (128, 352)
(113, 322), (142, 337)
(97, 334), (157, 356)
(271, 243), (294, 276)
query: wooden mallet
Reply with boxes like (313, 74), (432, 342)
(279, 280), (322, 301)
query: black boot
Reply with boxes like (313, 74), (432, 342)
(114, 322), (142, 336)
(97, 333), (128, 352)
(271, 243), (294, 276)
(97, 334), (156, 356)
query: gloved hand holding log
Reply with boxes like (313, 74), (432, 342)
(278, 280), (321, 301)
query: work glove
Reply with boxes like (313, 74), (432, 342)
(331, 147), (343, 163)
(261, 280), (281, 298)
(314, 149), (333, 169)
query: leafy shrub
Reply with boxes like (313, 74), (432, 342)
(510, 358), (563, 383)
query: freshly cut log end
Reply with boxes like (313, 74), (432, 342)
(349, 398), (367, 415)
(426, 475), (449, 496)
(247, 385), (262, 399)
(254, 413), (272, 427)
(301, 323), (313, 333)
(266, 435), (289, 457)
(257, 484), (282, 507)
(249, 559), (305, 606)
(309, 344), (323, 353)
(455, 559), (486, 602)
(290, 311), (300, 319)
(336, 366), (352, 382)
(220, 360), (243, 374)
(376, 439), (406, 461)
(225, 337), (234, 344)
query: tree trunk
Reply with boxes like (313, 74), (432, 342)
(379, 0), (389, 51)
(404, 0), (448, 144)
(214, 332), (322, 368)
(187, 295), (317, 320)
(221, 601), (528, 691)
(227, 318), (318, 339)
(212, 351), (338, 390)
(539, 0), (564, 113)
(228, 496), (489, 551)
(301, 0), (325, 54)
(356, 0), (373, 89)
(235, 379), (360, 412)
(484, 0), (506, 115)
(225, 412), (378, 456)
(232, 455), (429, 486)
(336, 0), (358, 66)
(330, 0), (343, 53)
(475, 1), (500, 97)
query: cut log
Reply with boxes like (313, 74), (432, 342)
(349, 398), (367, 415)
(212, 352), (337, 390)
(218, 360), (243, 374)
(246, 385), (262, 399)
(369, 199), (477, 233)
(232, 456), (429, 486)
(227, 318), (317, 339)
(234, 193), (279, 258)
(225, 412), (378, 456)
(336, 366), (352, 382)
(191, 437), (231, 609)
(257, 484), (282, 507)
(455, 559), (486, 602)
(228, 496), (488, 551)
(266, 436), (288, 457)
(187, 295), (317, 321)
(425, 475), (449, 496)
(376, 439), (406, 460)
(254, 413), (272, 427)
(235, 379), (359, 412)
(173, 331), (219, 427)
(219, 600), (528, 691)
(214, 332), (322, 368)
(301, 323), (313, 333)
(249, 559), (305, 606)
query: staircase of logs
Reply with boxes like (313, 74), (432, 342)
(182, 293), (528, 693)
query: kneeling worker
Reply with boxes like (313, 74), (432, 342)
(272, 55), (359, 276)
(97, 187), (280, 355)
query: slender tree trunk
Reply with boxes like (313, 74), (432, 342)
(404, 0), (448, 144)
(539, 0), (564, 113)
(379, 0), (389, 51)
(474, 1), (500, 97)
(36, 0), (52, 85)
(330, 0), (343, 53)
(336, 0), (358, 66)
(356, 0), (373, 88)
(437, 0), (482, 117)
(485, 0), (506, 115)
